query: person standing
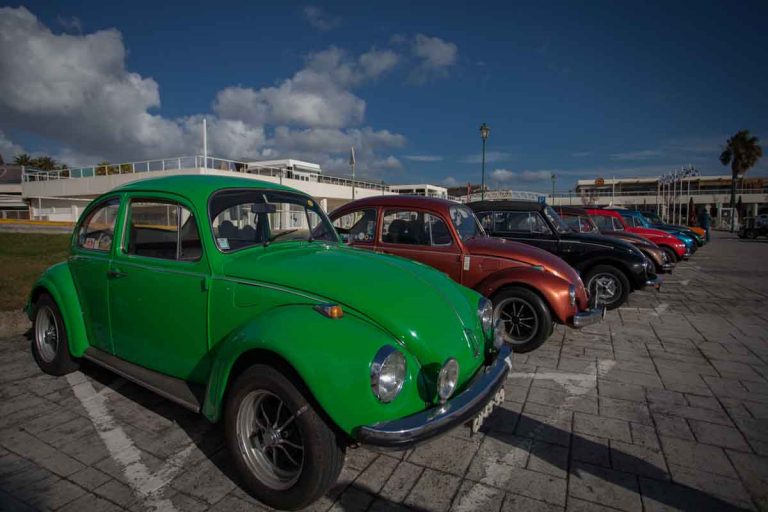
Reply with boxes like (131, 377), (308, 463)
(698, 207), (711, 242)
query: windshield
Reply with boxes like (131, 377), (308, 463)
(209, 189), (338, 251)
(643, 211), (663, 224)
(449, 205), (486, 241)
(543, 206), (572, 234)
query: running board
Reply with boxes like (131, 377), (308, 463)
(83, 348), (204, 413)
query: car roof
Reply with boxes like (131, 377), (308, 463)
(333, 195), (461, 213)
(466, 200), (543, 212)
(112, 175), (302, 204)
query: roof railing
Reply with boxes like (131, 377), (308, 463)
(21, 155), (391, 191)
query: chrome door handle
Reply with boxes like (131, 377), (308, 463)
(107, 269), (127, 279)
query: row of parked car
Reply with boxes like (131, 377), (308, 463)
(330, 196), (706, 353)
(26, 175), (706, 509)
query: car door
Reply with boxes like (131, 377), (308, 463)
(108, 194), (210, 383)
(378, 208), (462, 281)
(69, 196), (122, 353)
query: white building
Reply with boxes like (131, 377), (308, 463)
(389, 184), (449, 199)
(21, 156), (398, 222)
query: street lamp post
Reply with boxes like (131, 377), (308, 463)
(550, 173), (556, 202)
(479, 123), (490, 201)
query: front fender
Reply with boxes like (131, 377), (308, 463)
(475, 267), (577, 324)
(203, 305), (427, 436)
(26, 261), (89, 357)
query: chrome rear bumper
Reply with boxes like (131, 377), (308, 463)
(357, 346), (512, 448)
(572, 305), (606, 328)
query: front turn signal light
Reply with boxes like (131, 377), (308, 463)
(314, 303), (344, 319)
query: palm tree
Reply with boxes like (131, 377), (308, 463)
(31, 156), (58, 171)
(720, 130), (763, 231)
(13, 153), (34, 166)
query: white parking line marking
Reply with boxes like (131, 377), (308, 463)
(507, 360), (616, 395)
(67, 373), (193, 512)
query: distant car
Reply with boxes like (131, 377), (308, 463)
(26, 175), (511, 510)
(585, 208), (688, 263)
(635, 210), (706, 246)
(738, 217), (768, 239)
(555, 206), (673, 274)
(330, 196), (604, 353)
(613, 209), (699, 254)
(467, 201), (661, 310)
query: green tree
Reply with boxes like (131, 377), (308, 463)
(720, 130), (763, 231)
(30, 156), (58, 171)
(13, 153), (34, 166)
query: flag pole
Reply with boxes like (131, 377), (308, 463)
(349, 147), (356, 200)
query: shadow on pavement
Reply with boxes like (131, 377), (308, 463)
(70, 362), (750, 512)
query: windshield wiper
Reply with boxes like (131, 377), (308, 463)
(268, 229), (299, 243)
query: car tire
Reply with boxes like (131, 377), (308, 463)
(491, 287), (553, 354)
(31, 294), (79, 376)
(746, 230), (757, 240)
(584, 265), (630, 311)
(660, 246), (679, 264)
(225, 364), (345, 510)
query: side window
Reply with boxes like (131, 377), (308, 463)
(125, 200), (201, 261)
(529, 213), (551, 234)
(381, 209), (452, 246)
(476, 211), (493, 232)
(622, 215), (636, 227)
(561, 215), (580, 232)
(78, 198), (120, 252)
(593, 215), (612, 231)
(495, 211), (530, 232)
(333, 209), (377, 243)
(611, 217), (625, 231)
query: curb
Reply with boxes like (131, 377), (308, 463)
(0, 310), (31, 337)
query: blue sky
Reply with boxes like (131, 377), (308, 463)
(0, 1), (766, 191)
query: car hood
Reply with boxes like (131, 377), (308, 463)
(601, 231), (655, 247)
(464, 236), (581, 284)
(222, 242), (483, 372)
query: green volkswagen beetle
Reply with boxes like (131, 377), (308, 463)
(26, 175), (510, 510)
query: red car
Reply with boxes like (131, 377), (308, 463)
(330, 196), (604, 353)
(585, 208), (688, 262)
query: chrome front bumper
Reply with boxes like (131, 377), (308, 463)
(646, 275), (663, 289)
(572, 305), (606, 328)
(662, 262), (674, 272)
(357, 345), (512, 448)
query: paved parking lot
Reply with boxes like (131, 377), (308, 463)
(1, 232), (767, 512)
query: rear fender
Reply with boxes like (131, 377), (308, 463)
(476, 267), (575, 324)
(203, 305), (425, 436)
(26, 261), (90, 357)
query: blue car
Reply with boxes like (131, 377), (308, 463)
(614, 209), (698, 254)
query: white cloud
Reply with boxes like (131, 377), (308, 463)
(442, 176), (461, 187)
(302, 6), (340, 31)
(410, 34), (458, 83)
(0, 7), (407, 176)
(56, 15), (82, 33)
(491, 169), (553, 183)
(404, 154), (443, 162)
(0, 131), (25, 161)
(462, 151), (512, 164)
(609, 149), (663, 161)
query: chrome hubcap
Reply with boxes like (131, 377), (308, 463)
(589, 274), (620, 303)
(494, 298), (539, 344)
(236, 390), (304, 490)
(34, 306), (58, 363)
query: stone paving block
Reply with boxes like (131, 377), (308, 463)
(573, 412), (631, 443)
(25, 476), (87, 510)
(208, 494), (266, 512)
(482, 401), (522, 435)
(57, 492), (125, 512)
(727, 449), (768, 510)
(629, 422), (660, 449)
(657, 370), (713, 395)
(568, 462), (641, 512)
(688, 419), (751, 451)
(645, 388), (686, 406)
(354, 455), (400, 494)
(408, 435), (479, 476)
(93, 478), (137, 508)
(169, 450), (237, 505)
(651, 413), (694, 440)
(684, 394), (724, 411)
(330, 485), (376, 512)
(710, 360), (766, 382)
(449, 481), (505, 512)
(638, 476), (750, 512)
(515, 412), (571, 447)
(648, 401), (733, 426)
(404, 468), (461, 512)
(599, 397), (653, 425)
(598, 380), (646, 403)
(369, 498), (414, 512)
(67, 466), (112, 491)
(600, 369), (663, 389)
(0, 428), (84, 477)
(659, 436), (737, 478)
(500, 492), (562, 511)
(571, 432), (610, 467)
(609, 440), (668, 479)
(378, 461), (423, 503)
(667, 464), (755, 510)
(527, 441), (568, 479)
(465, 434), (530, 483)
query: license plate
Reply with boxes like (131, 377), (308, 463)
(470, 386), (505, 434)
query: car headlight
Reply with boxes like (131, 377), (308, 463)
(370, 346), (406, 403)
(568, 284), (576, 306)
(478, 298), (493, 336)
(493, 319), (505, 350)
(437, 358), (459, 403)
